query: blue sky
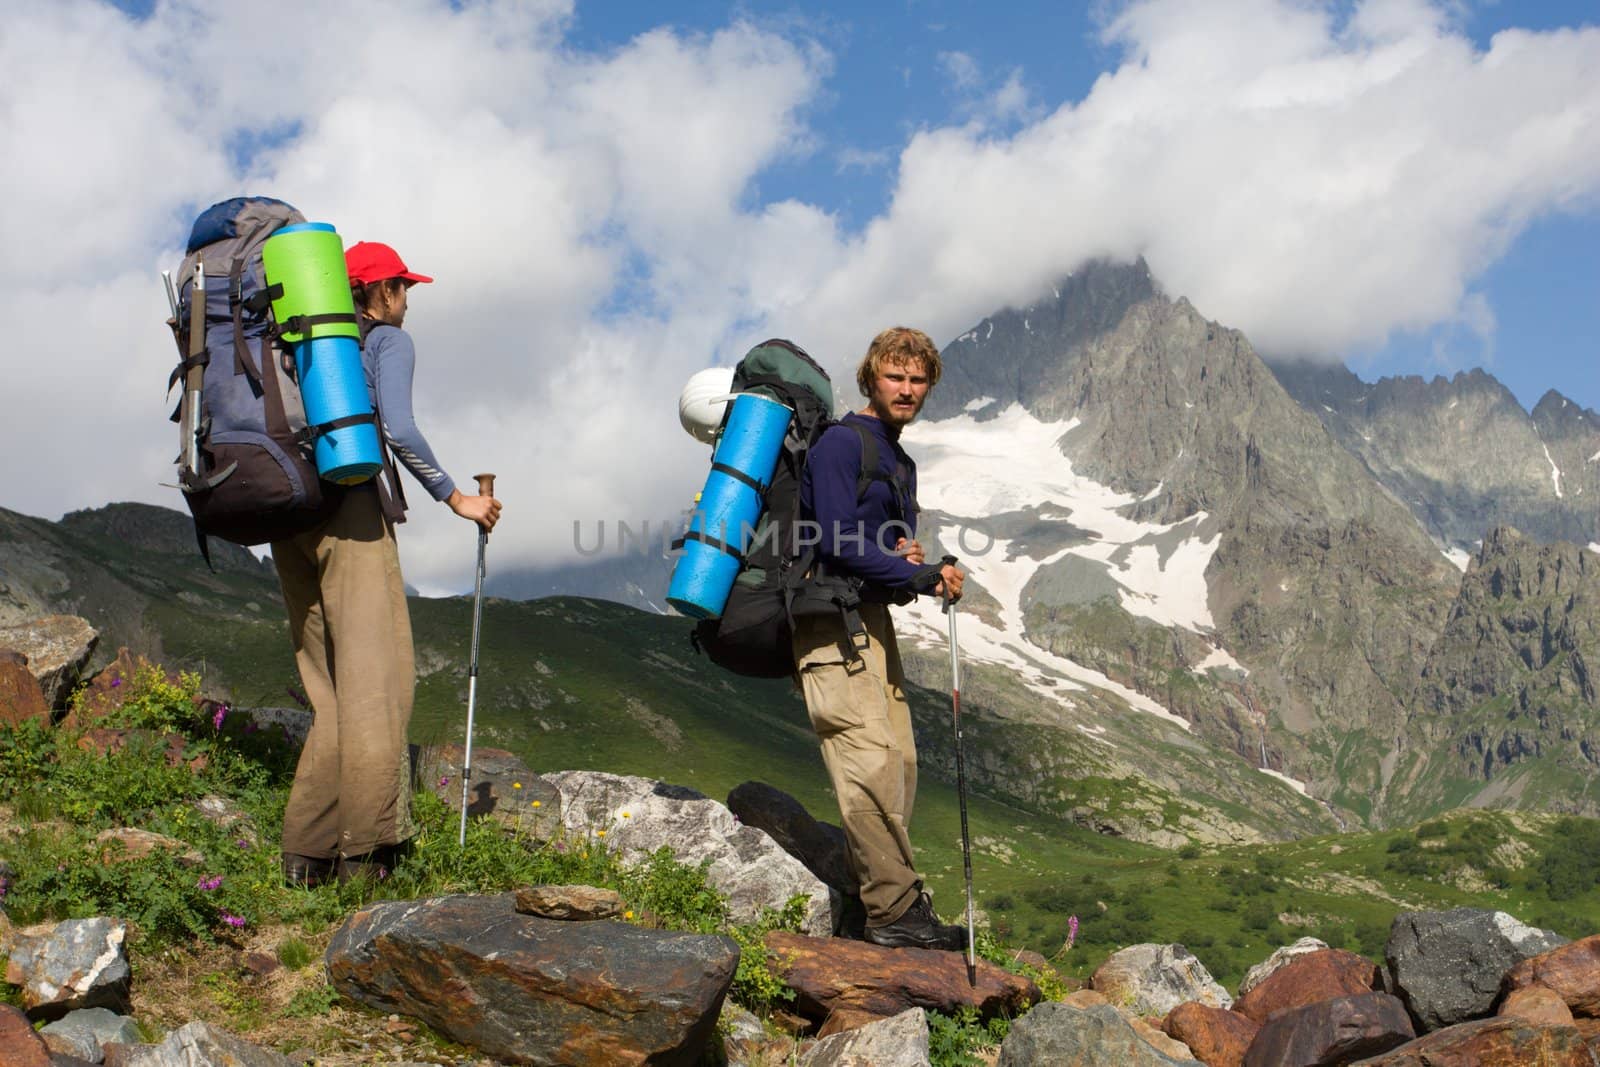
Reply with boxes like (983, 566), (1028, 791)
(9, 0), (1600, 586)
(561, 0), (1600, 411)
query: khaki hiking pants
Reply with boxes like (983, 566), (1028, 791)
(272, 487), (415, 860)
(792, 601), (921, 926)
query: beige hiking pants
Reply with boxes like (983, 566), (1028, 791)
(272, 487), (415, 860)
(792, 602), (921, 926)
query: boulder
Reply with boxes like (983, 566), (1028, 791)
(93, 828), (205, 867)
(326, 893), (737, 1066)
(1237, 937), (1329, 997)
(1501, 933), (1600, 1018)
(1163, 1002), (1259, 1067)
(40, 1006), (142, 1061)
(1498, 985), (1575, 1027)
(1233, 948), (1380, 1025)
(1385, 909), (1567, 1030)
(234, 707), (312, 749)
(726, 781), (854, 894)
(727, 780), (864, 938)
(996, 1000), (1199, 1066)
(0, 615), (97, 710)
(0, 1003), (52, 1066)
(76, 729), (205, 772)
(1092, 943), (1233, 1016)
(119, 1021), (295, 1066)
(764, 930), (1038, 1025)
(547, 770), (832, 937)
(421, 745), (560, 839)
(514, 884), (625, 921)
(799, 1007), (931, 1066)
(64, 649), (162, 727)
(3, 917), (131, 1020)
(0, 657), (49, 727)
(1350, 1015), (1599, 1065)
(1241, 992), (1415, 1067)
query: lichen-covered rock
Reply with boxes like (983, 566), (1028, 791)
(1093, 943), (1232, 1016)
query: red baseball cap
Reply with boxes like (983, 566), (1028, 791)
(344, 241), (433, 286)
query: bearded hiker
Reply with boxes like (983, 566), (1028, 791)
(273, 241), (501, 887)
(792, 326), (967, 950)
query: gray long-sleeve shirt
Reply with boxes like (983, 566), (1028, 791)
(362, 323), (456, 503)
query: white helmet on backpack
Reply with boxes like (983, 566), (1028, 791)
(678, 366), (736, 444)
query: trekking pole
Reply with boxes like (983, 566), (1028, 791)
(940, 553), (978, 986)
(458, 472), (496, 847)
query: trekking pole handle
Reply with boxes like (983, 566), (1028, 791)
(475, 473), (496, 498)
(939, 555), (959, 611)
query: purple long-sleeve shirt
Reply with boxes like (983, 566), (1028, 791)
(362, 324), (457, 502)
(801, 412), (927, 590)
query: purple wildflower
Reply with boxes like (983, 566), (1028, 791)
(212, 704), (228, 731)
(0, 875), (10, 899)
(220, 912), (247, 928)
(439, 776), (450, 788)
(197, 875), (223, 891)
(235, 838), (252, 850)
(1066, 914), (1079, 950)
(110, 677), (122, 689)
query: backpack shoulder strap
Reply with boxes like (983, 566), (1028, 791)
(843, 420), (915, 519)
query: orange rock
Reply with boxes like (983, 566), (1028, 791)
(1498, 985), (1575, 1027)
(1165, 1001), (1260, 1067)
(763, 930), (1039, 1026)
(1234, 948), (1379, 1025)
(1501, 934), (1600, 1018)
(0, 658), (50, 727)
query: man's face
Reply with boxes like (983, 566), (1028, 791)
(865, 358), (932, 427)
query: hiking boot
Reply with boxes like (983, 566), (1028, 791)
(337, 842), (406, 884)
(282, 853), (334, 888)
(863, 892), (967, 952)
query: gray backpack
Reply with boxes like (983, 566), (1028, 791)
(166, 197), (341, 560)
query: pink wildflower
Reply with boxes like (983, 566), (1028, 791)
(212, 704), (227, 731)
(196, 875), (223, 891)
(221, 912), (247, 928)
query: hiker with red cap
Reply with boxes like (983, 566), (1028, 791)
(274, 240), (501, 887)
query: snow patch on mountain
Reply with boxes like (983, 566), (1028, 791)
(964, 396), (997, 413)
(906, 404), (1221, 633)
(1541, 442), (1564, 498)
(891, 403), (1244, 729)
(1259, 767), (1310, 797)
(1443, 546), (1472, 572)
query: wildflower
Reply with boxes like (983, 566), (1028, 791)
(439, 776), (450, 788)
(624, 909), (634, 920)
(596, 829), (606, 838)
(220, 912), (247, 929)
(1066, 914), (1079, 950)
(197, 875), (223, 891)
(512, 782), (523, 790)
(621, 810), (631, 819)
(0, 875), (9, 899)
(531, 800), (541, 808)
(235, 838), (252, 850)
(212, 704), (227, 731)
(110, 677), (123, 689)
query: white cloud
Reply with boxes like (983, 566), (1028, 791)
(2, 0), (1598, 594)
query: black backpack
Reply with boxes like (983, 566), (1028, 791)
(684, 339), (915, 678)
(166, 197), (340, 561)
